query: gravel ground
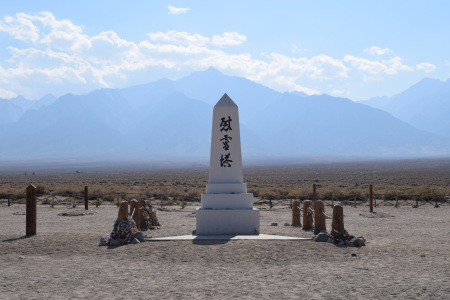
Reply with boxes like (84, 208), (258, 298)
(1, 203), (449, 299)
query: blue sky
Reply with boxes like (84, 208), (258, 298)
(1, 1), (449, 100)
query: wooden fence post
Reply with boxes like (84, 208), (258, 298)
(26, 184), (37, 236)
(51, 194), (54, 208)
(302, 200), (313, 230)
(130, 199), (140, 227)
(84, 186), (88, 210)
(331, 205), (344, 241)
(118, 201), (128, 222)
(139, 200), (146, 230)
(8, 198), (10, 207)
(292, 200), (301, 226)
(395, 196), (398, 208)
(414, 198), (419, 208)
(331, 193), (334, 208)
(313, 184), (317, 204)
(369, 184), (373, 213)
(314, 200), (326, 234)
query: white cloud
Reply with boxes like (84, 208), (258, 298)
(416, 62), (436, 73)
(331, 89), (345, 95)
(212, 32), (247, 47)
(0, 13), (40, 42)
(344, 55), (413, 79)
(168, 5), (190, 15)
(148, 30), (209, 46)
(364, 46), (390, 56)
(0, 12), (433, 100)
(0, 86), (17, 98)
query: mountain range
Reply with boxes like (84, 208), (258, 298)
(1, 67), (449, 162)
(362, 78), (450, 138)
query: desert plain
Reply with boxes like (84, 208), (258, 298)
(1, 159), (450, 299)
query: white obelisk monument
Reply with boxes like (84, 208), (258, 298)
(196, 93), (260, 235)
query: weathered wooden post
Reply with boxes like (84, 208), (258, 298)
(369, 184), (373, 213)
(302, 200), (313, 230)
(8, 198), (10, 207)
(331, 193), (334, 208)
(331, 205), (344, 241)
(354, 195), (357, 208)
(129, 199), (140, 227)
(84, 186), (88, 210)
(51, 194), (54, 208)
(26, 184), (37, 236)
(291, 200), (301, 226)
(314, 200), (326, 234)
(395, 195), (399, 208)
(118, 201), (128, 222)
(72, 196), (76, 208)
(312, 184), (317, 204)
(139, 200), (146, 230)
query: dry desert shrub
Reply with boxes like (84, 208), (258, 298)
(93, 198), (103, 207)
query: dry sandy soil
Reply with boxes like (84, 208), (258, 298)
(1, 203), (449, 299)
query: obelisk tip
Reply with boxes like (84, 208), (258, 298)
(215, 93), (237, 107)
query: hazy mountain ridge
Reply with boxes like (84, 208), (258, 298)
(1, 69), (449, 160)
(362, 78), (450, 138)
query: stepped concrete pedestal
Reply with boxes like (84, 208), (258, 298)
(196, 94), (260, 235)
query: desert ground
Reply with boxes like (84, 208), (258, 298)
(1, 159), (450, 299)
(1, 203), (449, 299)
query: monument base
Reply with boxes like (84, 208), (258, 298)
(196, 208), (260, 235)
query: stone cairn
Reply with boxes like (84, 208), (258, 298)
(99, 201), (145, 246)
(140, 200), (161, 230)
(293, 186), (366, 247)
(312, 204), (366, 247)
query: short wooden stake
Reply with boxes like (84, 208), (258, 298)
(139, 200), (146, 230)
(369, 184), (373, 213)
(354, 196), (357, 208)
(51, 195), (54, 208)
(291, 200), (301, 226)
(302, 200), (313, 230)
(331, 205), (344, 240)
(331, 193), (334, 208)
(118, 201), (128, 222)
(72, 197), (76, 208)
(8, 198), (10, 207)
(395, 196), (398, 208)
(314, 200), (326, 234)
(26, 184), (37, 236)
(129, 199), (140, 227)
(84, 186), (88, 210)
